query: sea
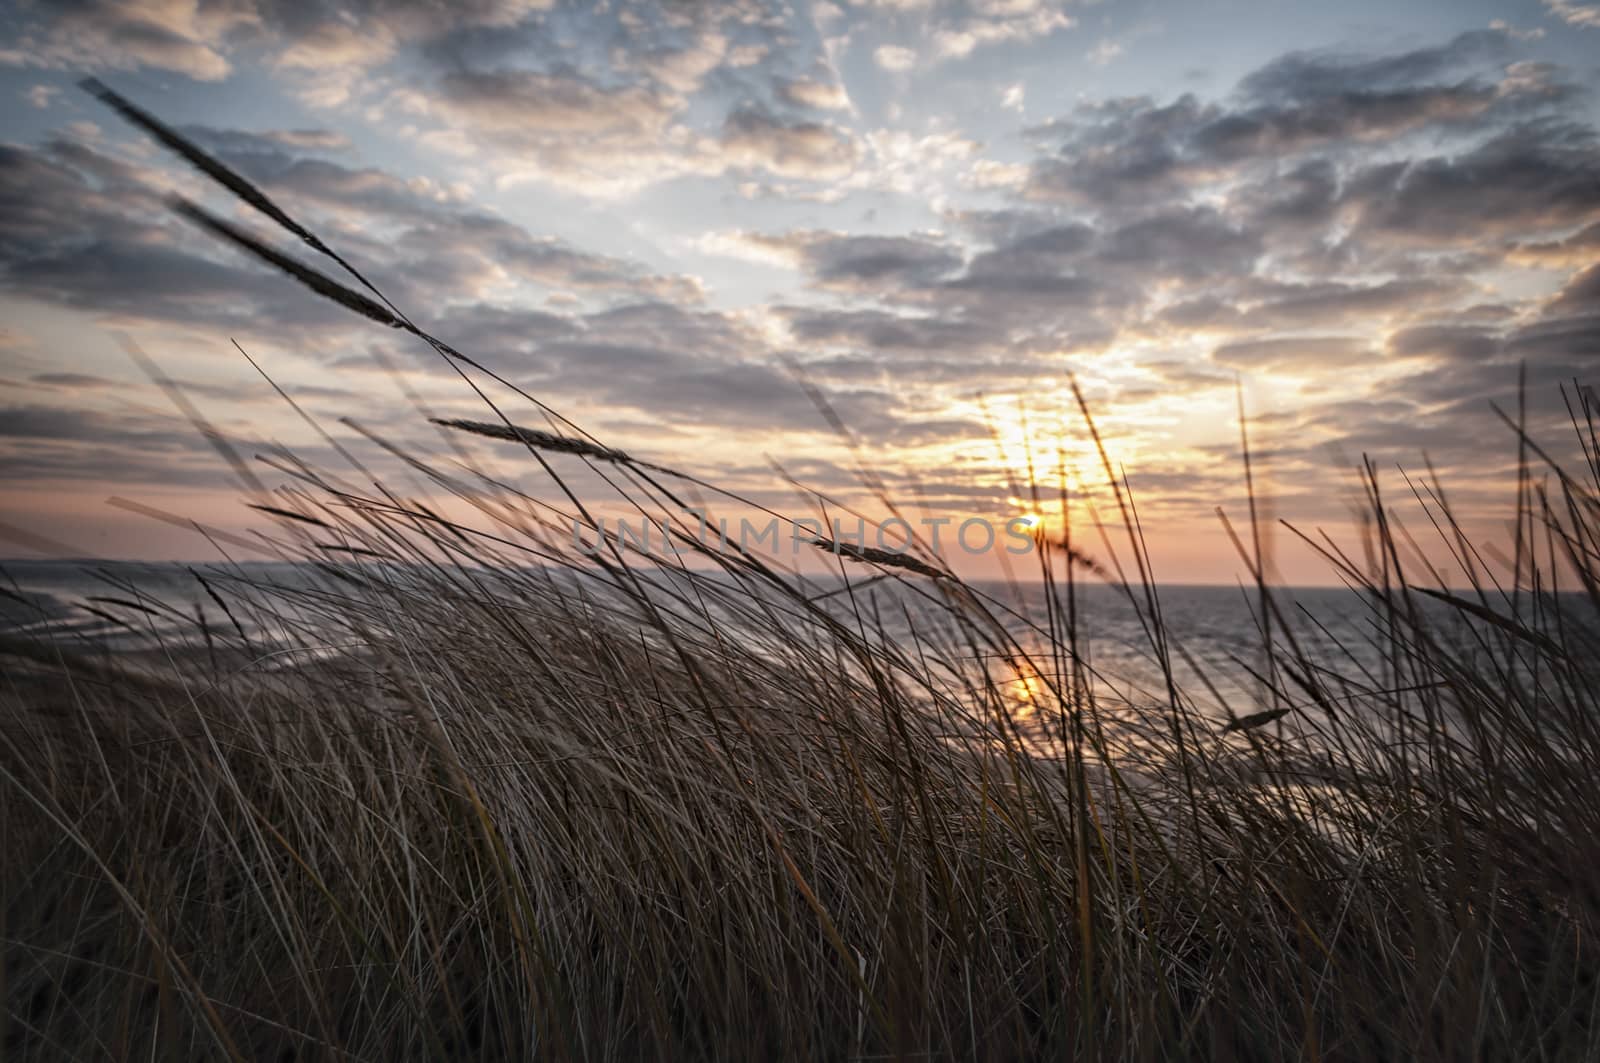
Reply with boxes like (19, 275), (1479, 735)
(0, 557), (1392, 717)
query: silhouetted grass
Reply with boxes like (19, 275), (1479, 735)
(3, 84), (1598, 1062)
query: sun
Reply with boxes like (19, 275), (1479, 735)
(1013, 512), (1043, 532)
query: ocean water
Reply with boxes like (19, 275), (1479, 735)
(0, 559), (315, 646)
(0, 558), (1381, 706)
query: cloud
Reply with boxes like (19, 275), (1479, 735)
(662, 29), (1600, 507)
(874, 44), (918, 71)
(1211, 336), (1382, 372)
(1241, 158), (1340, 230)
(1190, 81), (1503, 162)
(0, 130), (705, 351)
(431, 66), (681, 142)
(1490, 19), (1546, 41)
(0, 404), (238, 487)
(778, 307), (993, 354)
(1022, 94), (1219, 206)
(719, 107), (861, 180)
(721, 230), (963, 290)
(1544, 1), (1600, 28)
(0, 138), (349, 332)
(364, 7), (853, 197)
(8, 3), (859, 199)
(1385, 324), (1501, 363)
(30, 373), (117, 389)
(1098, 207), (1259, 278)
(0, 120), (954, 456)
(1021, 30), (1572, 212)
(1086, 40), (1123, 66)
(776, 77), (852, 111)
(1348, 121), (1600, 243)
(1239, 278), (1471, 329)
(1241, 267), (1600, 501)
(931, 4), (1075, 59)
(1238, 30), (1511, 102)
(1156, 278), (1469, 335)
(128, 128), (707, 305)
(0, 0), (554, 83)
(8, 24), (1600, 549)
(0, 0), (248, 80)
(965, 159), (1029, 190)
(411, 299), (919, 438)
(184, 125), (353, 156)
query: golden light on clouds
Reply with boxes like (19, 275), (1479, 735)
(0, 4), (1592, 585)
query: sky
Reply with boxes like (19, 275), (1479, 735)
(1, 0), (1598, 584)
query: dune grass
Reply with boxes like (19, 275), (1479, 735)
(4, 85), (1600, 1061)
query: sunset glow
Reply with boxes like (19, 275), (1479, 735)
(1, 1), (1597, 582)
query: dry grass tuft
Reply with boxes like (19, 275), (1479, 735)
(430, 417), (635, 464)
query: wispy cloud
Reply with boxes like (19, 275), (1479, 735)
(1543, 0), (1600, 28)
(1, 7), (1597, 571)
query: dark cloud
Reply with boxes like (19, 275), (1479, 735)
(0, 404), (193, 446)
(1212, 337), (1381, 372)
(748, 29), (1600, 451)
(1206, 31), (1576, 163)
(1247, 158), (1341, 230)
(1023, 94), (1216, 207)
(1238, 31), (1509, 102)
(1241, 275), (1599, 501)
(1191, 82), (1500, 163)
(1156, 296), (1243, 331)
(1348, 121), (1600, 243)
(898, 208), (1256, 343)
(184, 126), (352, 156)
(0, 139), (422, 336)
(4, 0), (838, 195)
(0, 139), (162, 248)
(0, 131), (706, 349)
(1235, 278), (1470, 329)
(409, 304), (578, 366)
(1144, 359), (1237, 390)
(0, 0), (550, 81)
(372, 297), (948, 440)
(189, 144), (707, 302)
(943, 207), (1068, 247)
(876, 416), (990, 447)
(1386, 324), (1501, 363)
(718, 106), (859, 180)
(0, 404), (234, 487)
(0, 125), (964, 464)
(1545, 262), (1600, 316)
(407, 23), (854, 193)
(30, 373), (116, 389)
(779, 308), (992, 354)
(455, 334), (891, 433)
(1511, 221), (1600, 266)
(1098, 207), (1259, 279)
(744, 231), (963, 291)
(1504, 314), (1600, 365)
(1021, 28), (1576, 215)
(436, 67), (678, 141)
(955, 222), (1093, 283)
